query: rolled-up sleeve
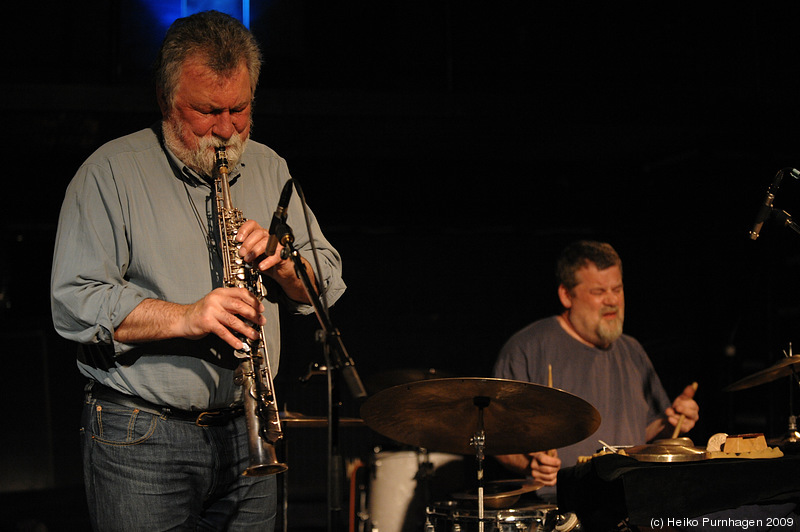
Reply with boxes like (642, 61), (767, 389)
(50, 161), (147, 347)
(282, 204), (346, 315)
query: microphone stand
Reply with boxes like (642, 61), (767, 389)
(274, 220), (367, 532)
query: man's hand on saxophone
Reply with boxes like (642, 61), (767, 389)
(235, 218), (318, 304)
(114, 287), (267, 352)
(182, 287), (267, 349)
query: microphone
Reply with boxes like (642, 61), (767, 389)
(749, 179), (779, 240)
(265, 179), (294, 256)
(749, 169), (799, 240)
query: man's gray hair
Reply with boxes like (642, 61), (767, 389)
(154, 10), (262, 109)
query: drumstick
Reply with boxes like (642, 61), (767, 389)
(671, 382), (698, 438)
(546, 365), (557, 456)
(671, 415), (685, 439)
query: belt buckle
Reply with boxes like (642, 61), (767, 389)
(196, 407), (242, 426)
(196, 410), (222, 426)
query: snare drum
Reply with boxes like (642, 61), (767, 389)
(425, 501), (561, 532)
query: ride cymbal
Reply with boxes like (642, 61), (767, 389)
(360, 377), (601, 455)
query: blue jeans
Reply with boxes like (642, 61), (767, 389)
(81, 394), (277, 531)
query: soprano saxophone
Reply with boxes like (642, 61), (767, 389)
(213, 146), (287, 476)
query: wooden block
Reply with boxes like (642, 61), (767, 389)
(722, 433), (767, 453)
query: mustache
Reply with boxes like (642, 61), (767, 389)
(197, 133), (248, 172)
(198, 134), (244, 151)
(198, 117), (253, 153)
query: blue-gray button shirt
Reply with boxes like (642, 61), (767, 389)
(51, 125), (346, 410)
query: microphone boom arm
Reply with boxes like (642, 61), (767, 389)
(276, 222), (367, 400)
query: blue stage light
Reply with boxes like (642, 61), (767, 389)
(139, 0), (249, 30)
(119, 0), (259, 81)
(182, 0), (249, 27)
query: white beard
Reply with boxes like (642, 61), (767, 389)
(595, 308), (624, 345)
(163, 118), (248, 177)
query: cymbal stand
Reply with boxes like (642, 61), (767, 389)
(414, 450), (436, 508)
(785, 345), (799, 444)
(778, 344), (800, 446)
(470, 396), (490, 532)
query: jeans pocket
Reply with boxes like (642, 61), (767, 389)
(87, 402), (159, 445)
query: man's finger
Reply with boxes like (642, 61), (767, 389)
(681, 381), (699, 399)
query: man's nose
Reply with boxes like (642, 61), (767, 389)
(213, 111), (235, 139)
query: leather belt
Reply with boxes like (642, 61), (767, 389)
(86, 381), (244, 426)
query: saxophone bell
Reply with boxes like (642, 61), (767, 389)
(237, 359), (288, 477)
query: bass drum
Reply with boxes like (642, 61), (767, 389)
(368, 449), (465, 532)
(425, 501), (581, 532)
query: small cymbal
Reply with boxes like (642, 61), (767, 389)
(452, 479), (544, 509)
(723, 355), (800, 392)
(625, 438), (709, 462)
(360, 377), (601, 455)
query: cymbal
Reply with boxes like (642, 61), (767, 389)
(452, 479), (544, 509)
(625, 438), (709, 462)
(364, 367), (455, 394)
(359, 377), (601, 455)
(723, 355), (800, 392)
(280, 409), (365, 428)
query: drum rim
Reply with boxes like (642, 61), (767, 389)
(427, 501), (558, 518)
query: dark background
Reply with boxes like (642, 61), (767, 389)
(4, 1), (800, 529)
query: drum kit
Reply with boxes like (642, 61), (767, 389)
(358, 376), (601, 532)
(281, 353), (799, 532)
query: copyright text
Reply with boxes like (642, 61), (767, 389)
(648, 516), (795, 529)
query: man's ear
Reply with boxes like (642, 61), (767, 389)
(557, 284), (573, 309)
(156, 87), (168, 118)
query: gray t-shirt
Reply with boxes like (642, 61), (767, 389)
(492, 316), (670, 470)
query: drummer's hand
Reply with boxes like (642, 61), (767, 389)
(526, 450), (561, 486)
(495, 450), (561, 486)
(666, 382), (700, 433)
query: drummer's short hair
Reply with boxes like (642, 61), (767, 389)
(556, 241), (622, 291)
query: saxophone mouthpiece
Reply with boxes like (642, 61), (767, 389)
(214, 147), (229, 175)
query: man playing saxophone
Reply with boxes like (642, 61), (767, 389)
(50, 11), (345, 531)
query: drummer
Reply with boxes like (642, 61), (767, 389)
(491, 240), (699, 499)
